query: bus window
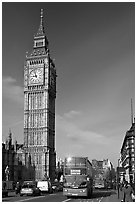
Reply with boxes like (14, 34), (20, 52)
(65, 168), (71, 175)
(75, 158), (86, 166)
(65, 158), (75, 166)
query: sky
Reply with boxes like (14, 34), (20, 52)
(2, 2), (135, 168)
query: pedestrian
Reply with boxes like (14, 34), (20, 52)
(131, 180), (135, 202)
(3, 182), (6, 190)
(12, 181), (16, 190)
(15, 182), (21, 194)
(122, 181), (134, 202)
(117, 182), (120, 199)
(120, 182), (123, 191)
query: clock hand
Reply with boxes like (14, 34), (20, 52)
(34, 70), (37, 78)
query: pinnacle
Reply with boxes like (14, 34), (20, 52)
(34, 9), (45, 38)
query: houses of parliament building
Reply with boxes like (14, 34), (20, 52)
(2, 9), (57, 182)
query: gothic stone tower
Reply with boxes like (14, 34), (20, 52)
(24, 9), (56, 181)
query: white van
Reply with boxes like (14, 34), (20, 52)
(37, 181), (52, 194)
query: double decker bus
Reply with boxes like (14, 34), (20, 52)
(63, 156), (93, 198)
(94, 177), (105, 189)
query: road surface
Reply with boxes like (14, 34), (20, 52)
(2, 189), (120, 202)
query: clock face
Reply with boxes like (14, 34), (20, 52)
(29, 68), (43, 84)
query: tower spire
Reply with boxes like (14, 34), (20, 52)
(31, 8), (49, 51)
(40, 8), (43, 19)
(131, 98), (133, 125)
(40, 8), (43, 30)
(35, 9), (45, 37)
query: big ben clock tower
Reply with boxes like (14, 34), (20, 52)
(24, 9), (56, 181)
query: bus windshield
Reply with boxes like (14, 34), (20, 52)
(64, 175), (87, 187)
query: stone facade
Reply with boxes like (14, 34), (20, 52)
(92, 159), (115, 184)
(2, 9), (57, 183)
(120, 121), (135, 183)
(2, 131), (35, 182)
(23, 9), (56, 181)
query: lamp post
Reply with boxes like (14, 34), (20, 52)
(117, 159), (120, 199)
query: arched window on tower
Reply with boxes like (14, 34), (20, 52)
(39, 155), (42, 164)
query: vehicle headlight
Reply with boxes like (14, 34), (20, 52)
(80, 181), (87, 188)
(80, 189), (86, 192)
(81, 184), (87, 187)
(52, 186), (56, 189)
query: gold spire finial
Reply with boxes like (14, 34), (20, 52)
(40, 9), (43, 18)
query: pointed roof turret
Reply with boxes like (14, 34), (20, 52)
(8, 128), (12, 140)
(26, 9), (49, 58)
(5, 129), (12, 150)
(35, 9), (45, 38)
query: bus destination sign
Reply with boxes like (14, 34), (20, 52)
(71, 169), (81, 175)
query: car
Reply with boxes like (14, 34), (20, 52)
(2, 189), (8, 197)
(37, 180), (52, 194)
(22, 181), (37, 186)
(2, 181), (8, 197)
(20, 182), (41, 196)
(51, 182), (63, 192)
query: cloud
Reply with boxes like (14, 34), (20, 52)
(64, 110), (81, 118)
(2, 76), (24, 141)
(56, 113), (108, 146)
(2, 76), (23, 104)
(55, 113), (119, 165)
